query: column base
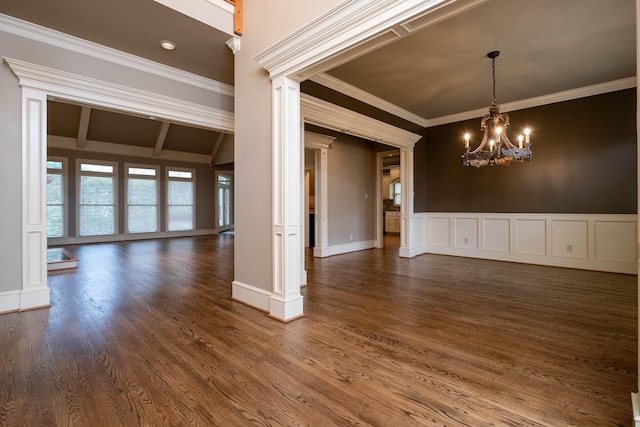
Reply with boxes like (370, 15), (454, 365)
(269, 294), (304, 322)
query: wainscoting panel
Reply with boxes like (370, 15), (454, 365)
(418, 213), (637, 274)
(594, 220), (637, 263)
(515, 219), (547, 256)
(428, 217), (450, 247)
(454, 218), (478, 250)
(551, 220), (588, 259)
(483, 218), (510, 253)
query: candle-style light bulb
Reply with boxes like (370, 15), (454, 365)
(518, 135), (524, 149)
(464, 133), (470, 149)
(489, 140), (494, 152)
(524, 128), (531, 145)
(495, 126), (502, 143)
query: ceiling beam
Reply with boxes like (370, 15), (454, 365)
(210, 133), (225, 165)
(153, 121), (170, 156)
(76, 106), (91, 148)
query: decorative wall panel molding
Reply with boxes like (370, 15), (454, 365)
(416, 213), (637, 274)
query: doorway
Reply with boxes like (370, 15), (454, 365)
(216, 171), (234, 233)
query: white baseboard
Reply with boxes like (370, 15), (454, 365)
(231, 280), (271, 312)
(0, 287), (50, 314)
(313, 240), (376, 258)
(632, 393), (640, 426)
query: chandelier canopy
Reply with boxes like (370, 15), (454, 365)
(462, 51), (532, 168)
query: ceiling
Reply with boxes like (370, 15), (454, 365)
(0, 0), (636, 156)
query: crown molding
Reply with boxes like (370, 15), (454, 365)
(4, 56), (234, 133)
(304, 131), (336, 149)
(301, 93), (422, 149)
(0, 13), (234, 97)
(426, 77), (637, 127)
(309, 73), (428, 127)
(254, 0), (465, 81)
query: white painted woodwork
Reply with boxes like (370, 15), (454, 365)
(153, 121), (170, 157)
(210, 132), (225, 164)
(3, 57), (234, 133)
(0, 14), (233, 96)
(49, 135), (212, 164)
(153, 0), (235, 36)
(269, 76), (304, 322)
(76, 106), (91, 148)
(416, 213), (637, 275)
(304, 132), (334, 259)
(21, 87), (50, 310)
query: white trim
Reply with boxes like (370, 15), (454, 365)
(3, 57), (235, 133)
(313, 240), (377, 258)
(633, 393), (640, 426)
(48, 136), (213, 164)
(304, 131), (336, 149)
(309, 73), (428, 127)
(301, 94), (422, 148)
(310, 74), (637, 129)
(427, 77), (637, 127)
(0, 291), (20, 313)
(0, 13), (234, 96)
(153, 0), (235, 36)
(48, 228), (218, 246)
(254, 0), (467, 80)
(231, 281), (271, 312)
(416, 212), (637, 275)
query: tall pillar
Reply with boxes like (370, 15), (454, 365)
(21, 87), (50, 309)
(270, 76), (304, 321)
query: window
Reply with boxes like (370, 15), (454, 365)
(390, 178), (401, 206)
(78, 160), (117, 236)
(46, 157), (67, 238)
(126, 164), (159, 233)
(167, 168), (195, 231)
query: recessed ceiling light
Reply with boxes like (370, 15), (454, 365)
(159, 40), (176, 50)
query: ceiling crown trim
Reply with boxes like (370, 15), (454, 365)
(4, 56), (234, 133)
(254, 0), (479, 81)
(0, 13), (234, 97)
(301, 94), (421, 149)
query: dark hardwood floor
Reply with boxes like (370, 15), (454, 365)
(0, 233), (636, 426)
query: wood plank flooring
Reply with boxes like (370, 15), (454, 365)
(0, 234), (636, 426)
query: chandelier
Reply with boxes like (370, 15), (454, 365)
(462, 51), (532, 167)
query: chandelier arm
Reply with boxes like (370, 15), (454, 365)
(469, 127), (490, 154)
(501, 132), (517, 150)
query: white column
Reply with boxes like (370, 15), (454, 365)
(270, 76), (304, 321)
(21, 88), (50, 309)
(399, 146), (416, 258)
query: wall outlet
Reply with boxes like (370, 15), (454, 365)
(566, 244), (573, 252)
(463, 237), (469, 244)
(350, 234), (353, 241)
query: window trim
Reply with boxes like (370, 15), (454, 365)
(76, 159), (118, 237)
(125, 163), (160, 234)
(166, 167), (196, 232)
(46, 156), (68, 239)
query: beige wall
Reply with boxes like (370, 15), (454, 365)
(0, 61), (23, 293)
(233, 0), (343, 292)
